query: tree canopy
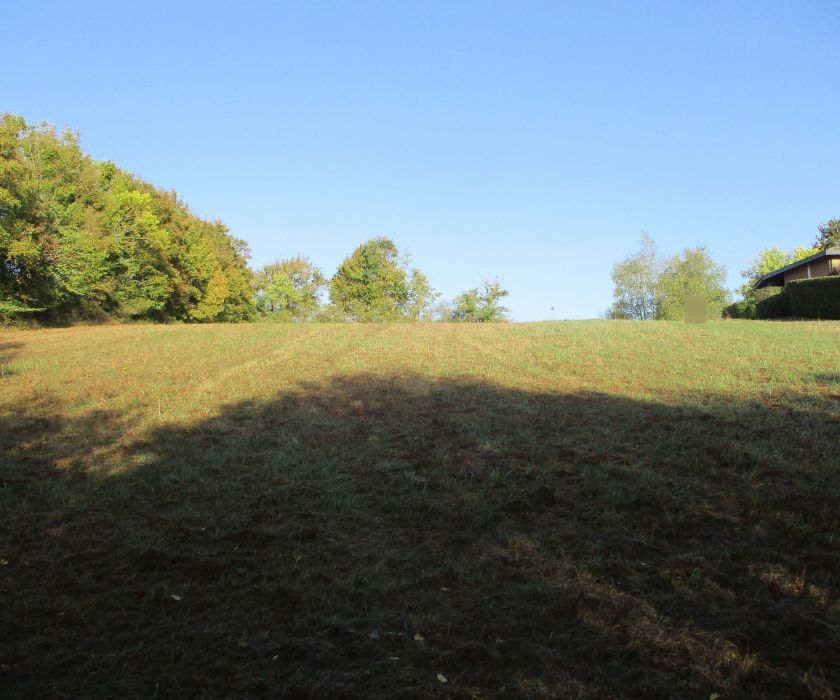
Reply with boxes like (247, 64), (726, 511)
(608, 235), (729, 320)
(0, 113), (253, 322)
(0, 110), (478, 326)
(608, 232), (659, 320)
(450, 279), (509, 322)
(328, 237), (438, 321)
(254, 256), (325, 321)
(737, 245), (818, 298)
(814, 219), (840, 250)
(655, 247), (730, 320)
(1, 113), (515, 325)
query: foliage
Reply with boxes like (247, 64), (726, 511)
(428, 299), (456, 322)
(328, 237), (407, 321)
(786, 276), (840, 319)
(755, 286), (789, 319)
(404, 266), (440, 320)
(723, 300), (753, 319)
(0, 112), (253, 322)
(0, 295), (43, 317)
(450, 279), (509, 322)
(607, 236), (729, 321)
(253, 255), (326, 321)
(655, 247), (730, 320)
(734, 246), (819, 319)
(328, 237), (438, 321)
(738, 247), (790, 299)
(813, 218), (840, 250)
(737, 244), (818, 297)
(608, 232), (659, 319)
(2, 112), (499, 326)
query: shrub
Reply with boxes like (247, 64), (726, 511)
(731, 286), (788, 319)
(786, 276), (840, 319)
(755, 286), (788, 319)
(724, 300), (753, 319)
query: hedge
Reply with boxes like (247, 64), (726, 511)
(754, 286), (789, 319)
(786, 275), (840, 319)
(724, 300), (753, 319)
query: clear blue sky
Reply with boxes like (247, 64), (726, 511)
(4, 1), (839, 320)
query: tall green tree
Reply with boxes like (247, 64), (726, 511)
(655, 247), (730, 320)
(0, 112), (254, 322)
(451, 279), (509, 322)
(813, 218), (840, 250)
(101, 189), (176, 317)
(254, 255), (326, 320)
(329, 237), (437, 321)
(1, 114), (44, 315)
(608, 232), (659, 319)
(404, 266), (440, 320)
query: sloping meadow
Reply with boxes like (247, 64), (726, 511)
(1, 321), (839, 698)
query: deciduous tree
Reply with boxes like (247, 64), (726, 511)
(451, 279), (509, 322)
(254, 255), (325, 320)
(329, 238), (437, 321)
(814, 219), (840, 250)
(608, 232), (659, 319)
(0, 112), (254, 322)
(655, 247), (730, 320)
(404, 267), (440, 320)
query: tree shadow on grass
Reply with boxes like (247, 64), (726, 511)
(1, 374), (838, 699)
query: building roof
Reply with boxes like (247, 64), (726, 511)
(754, 248), (840, 289)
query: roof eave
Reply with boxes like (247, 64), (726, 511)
(753, 248), (840, 290)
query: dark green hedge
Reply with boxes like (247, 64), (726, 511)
(754, 286), (789, 319)
(786, 275), (840, 319)
(728, 286), (790, 319)
(724, 300), (753, 319)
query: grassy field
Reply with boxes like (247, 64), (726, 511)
(1, 320), (839, 699)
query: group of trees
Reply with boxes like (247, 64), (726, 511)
(609, 219), (839, 321)
(253, 238), (508, 323)
(0, 114), (254, 322)
(1, 113), (507, 324)
(607, 233), (730, 320)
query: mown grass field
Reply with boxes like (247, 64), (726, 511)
(2, 320), (839, 699)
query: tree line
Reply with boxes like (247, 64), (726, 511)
(253, 240), (509, 323)
(9, 112), (833, 325)
(607, 220), (839, 320)
(1, 114), (507, 324)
